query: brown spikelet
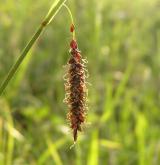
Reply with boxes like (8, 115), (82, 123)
(64, 26), (88, 142)
(70, 24), (75, 33)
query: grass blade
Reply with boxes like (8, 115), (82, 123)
(87, 130), (99, 165)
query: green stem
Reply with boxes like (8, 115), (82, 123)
(0, 0), (67, 95)
(63, 4), (76, 39)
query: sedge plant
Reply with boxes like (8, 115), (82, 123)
(0, 0), (88, 144)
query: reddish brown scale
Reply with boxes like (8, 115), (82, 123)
(70, 24), (75, 33)
(64, 32), (88, 142)
(70, 39), (77, 49)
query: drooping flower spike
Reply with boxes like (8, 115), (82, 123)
(64, 24), (88, 142)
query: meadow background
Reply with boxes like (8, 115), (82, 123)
(0, 0), (160, 164)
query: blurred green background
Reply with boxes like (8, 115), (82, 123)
(0, 0), (160, 164)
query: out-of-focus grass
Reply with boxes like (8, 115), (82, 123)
(87, 130), (99, 165)
(0, 0), (160, 164)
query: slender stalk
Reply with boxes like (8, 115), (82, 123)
(0, 0), (67, 95)
(63, 4), (76, 39)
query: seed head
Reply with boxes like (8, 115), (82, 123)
(64, 26), (88, 142)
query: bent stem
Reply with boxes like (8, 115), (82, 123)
(63, 4), (76, 39)
(0, 0), (67, 95)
